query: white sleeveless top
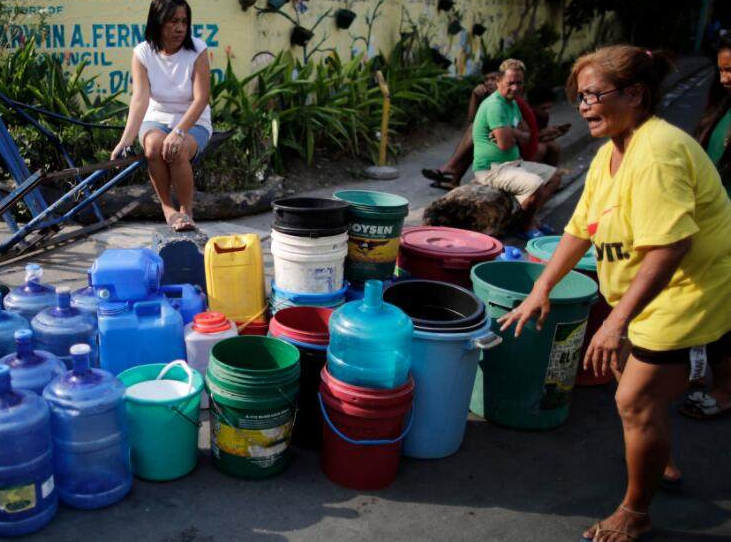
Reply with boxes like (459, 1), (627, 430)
(134, 36), (212, 135)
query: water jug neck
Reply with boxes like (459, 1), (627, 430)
(14, 329), (35, 361)
(361, 280), (384, 310)
(70, 343), (91, 375)
(55, 286), (72, 313)
(24, 263), (42, 284)
(0, 365), (10, 394)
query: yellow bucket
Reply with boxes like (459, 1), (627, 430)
(204, 235), (267, 329)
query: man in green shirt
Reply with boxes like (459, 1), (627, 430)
(472, 59), (562, 238)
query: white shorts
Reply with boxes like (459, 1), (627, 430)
(473, 160), (557, 205)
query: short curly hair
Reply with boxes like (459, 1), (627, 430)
(498, 59), (526, 78)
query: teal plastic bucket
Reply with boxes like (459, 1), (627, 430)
(334, 190), (409, 282)
(118, 361), (204, 481)
(470, 261), (598, 430)
(206, 336), (300, 479)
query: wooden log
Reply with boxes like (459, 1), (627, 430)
(422, 182), (521, 237)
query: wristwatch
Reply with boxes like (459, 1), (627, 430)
(173, 127), (186, 138)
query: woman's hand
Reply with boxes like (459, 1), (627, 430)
(111, 140), (133, 160)
(584, 319), (628, 377)
(161, 131), (185, 162)
(497, 287), (551, 338)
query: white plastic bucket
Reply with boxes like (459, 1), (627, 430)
(270, 230), (348, 294)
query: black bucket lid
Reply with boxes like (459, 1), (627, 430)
(383, 279), (486, 333)
(271, 197), (350, 238)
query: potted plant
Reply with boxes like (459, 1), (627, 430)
(291, 25), (314, 46)
(430, 48), (452, 69)
(267, 0), (287, 10)
(335, 8), (357, 29)
(438, 0), (455, 11)
(472, 23), (486, 36)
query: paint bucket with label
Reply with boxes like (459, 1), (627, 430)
(334, 190), (409, 283)
(118, 360), (204, 481)
(526, 236), (613, 386)
(470, 261), (597, 430)
(206, 336), (300, 479)
(270, 230), (348, 294)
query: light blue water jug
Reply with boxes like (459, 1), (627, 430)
(0, 310), (29, 358)
(3, 264), (56, 323)
(0, 330), (64, 395)
(32, 287), (98, 369)
(98, 296), (186, 375)
(0, 365), (57, 537)
(71, 273), (101, 321)
(160, 284), (207, 325)
(327, 280), (413, 389)
(90, 248), (163, 303)
(43, 344), (131, 509)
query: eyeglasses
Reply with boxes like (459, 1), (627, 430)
(574, 87), (623, 107)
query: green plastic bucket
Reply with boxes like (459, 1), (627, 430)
(334, 190), (409, 282)
(206, 336), (300, 479)
(470, 261), (598, 430)
(118, 361), (204, 481)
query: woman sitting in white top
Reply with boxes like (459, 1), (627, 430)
(112, 0), (211, 231)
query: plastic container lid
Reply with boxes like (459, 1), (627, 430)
(400, 226), (503, 263)
(192, 311), (233, 334)
(526, 236), (597, 272)
(333, 190), (409, 215)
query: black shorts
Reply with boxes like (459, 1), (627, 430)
(632, 330), (731, 365)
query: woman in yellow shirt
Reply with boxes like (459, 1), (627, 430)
(500, 45), (731, 542)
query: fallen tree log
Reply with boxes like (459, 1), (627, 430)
(422, 183), (521, 237)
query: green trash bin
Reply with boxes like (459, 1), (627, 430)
(470, 261), (598, 430)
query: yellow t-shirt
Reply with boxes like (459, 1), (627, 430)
(565, 117), (731, 351)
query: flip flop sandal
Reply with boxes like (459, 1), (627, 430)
(422, 168), (454, 183)
(167, 212), (196, 232)
(429, 181), (456, 191)
(580, 522), (653, 542)
(679, 391), (731, 420)
(515, 228), (545, 241)
(537, 222), (557, 235)
(659, 475), (683, 492)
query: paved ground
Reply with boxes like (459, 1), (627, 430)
(5, 57), (731, 542)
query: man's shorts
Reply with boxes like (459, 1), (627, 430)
(473, 160), (557, 205)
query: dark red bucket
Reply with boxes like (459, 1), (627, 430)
(319, 366), (414, 490)
(238, 319), (269, 336)
(397, 226), (502, 289)
(270, 307), (333, 448)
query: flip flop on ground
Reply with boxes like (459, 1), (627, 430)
(422, 168), (456, 188)
(166, 212), (196, 232)
(679, 391), (731, 420)
(580, 521), (653, 542)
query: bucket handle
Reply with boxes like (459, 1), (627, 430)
(317, 392), (413, 446)
(171, 405), (202, 428)
(156, 360), (194, 396)
(470, 331), (503, 351)
(274, 335), (328, 351)
(236, 306), (268, 334)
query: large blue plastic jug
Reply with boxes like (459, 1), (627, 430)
(0, 365), (57, 537)
(99, 296), (185, 375)
(161, 284), (207, 325)
(90, 248), (163, 303)
(3, 264), (56, 323)
(71, 273), (101, 321)
(0, 310), (29, 358)
(0, 330), (64, 395)
(32, 287), (98, 369)
(327, 280), (413, 389)
(43, 344), (131, 509)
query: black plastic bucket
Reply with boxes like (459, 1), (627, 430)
(384, 280), (486, 333)
(271, 197), (350, 238)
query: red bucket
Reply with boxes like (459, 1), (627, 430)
(319, 366), (414, 490)
(527, 254), (613, 386)
(269, 306), (332, 346)
(238, 319), (269, 336)
(397, 226), (502, 289)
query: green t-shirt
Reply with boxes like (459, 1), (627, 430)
(707, 108), (731, 165)
(706, 108), (731, 198)
(472, 91), (522, 172)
